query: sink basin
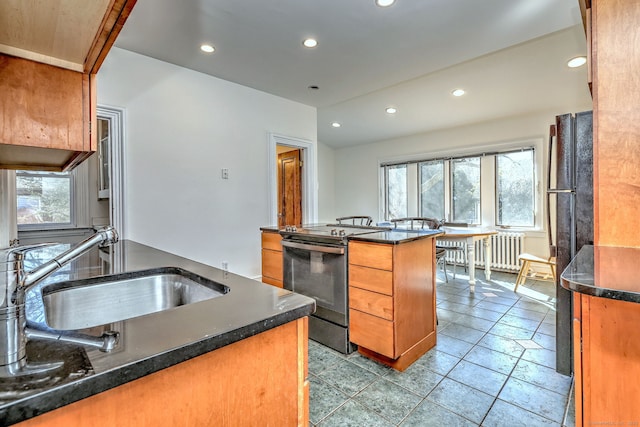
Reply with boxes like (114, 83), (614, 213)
(41, 267), (230, 330)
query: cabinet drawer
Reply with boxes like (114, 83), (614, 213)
(349, 287), (393, 320)
(350, 309), (394, 358)
(349, 242), (392, 270)
(261, 232), (282, 251)
(262, 249), (283, 281)
(349, 265), (393, 295)
(261, 275), (283, 288)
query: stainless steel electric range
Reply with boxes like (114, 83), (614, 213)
(279, 224), (389, 353)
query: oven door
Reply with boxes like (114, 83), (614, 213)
(281, 240), (348, 327)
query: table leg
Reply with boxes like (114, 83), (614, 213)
(466, 238), (476, 292)
(484, 236), (492, 281)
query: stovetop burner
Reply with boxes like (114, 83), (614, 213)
(279, 224), (390, 244)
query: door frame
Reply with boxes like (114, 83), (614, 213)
(97, 105), (126, 239)
(268, 133), (317, 225)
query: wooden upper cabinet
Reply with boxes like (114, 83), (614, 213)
(591, 0), (640, 248)
(0, 0), (137, 171)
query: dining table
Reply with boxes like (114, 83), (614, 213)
(437, 227), (498, 292)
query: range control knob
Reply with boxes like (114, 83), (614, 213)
(339, 229), (346, 236)
(330, 229), (338, 236)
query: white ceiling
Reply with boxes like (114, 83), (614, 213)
(115, 0), (591, 148)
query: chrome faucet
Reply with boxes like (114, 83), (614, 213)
(0, 226), (118, 377)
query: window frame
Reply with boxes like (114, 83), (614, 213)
(450, 156), (482, 225)
(383, 164), (408, 219)
(417, 159), (445, 220)
(380, 144), (539, 230)
(16, 170), (76, 230)
(494, 148), (536, 227)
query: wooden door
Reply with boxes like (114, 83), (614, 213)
(277, 149), (302, 227)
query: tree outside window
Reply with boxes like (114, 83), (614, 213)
(496, 150), (534, 226)
(386, 165), (407, 219)
(382, 146), (536, 228)
(452, 157), (480, 224)
(419, 160), (444, 219)
(16, 171), (72, 226)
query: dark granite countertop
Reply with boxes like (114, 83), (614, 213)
(260, 224), (443, 244)
(561, 245), (640, 303)
(1, 240), (315, 425)
(348, 229), (444, 244)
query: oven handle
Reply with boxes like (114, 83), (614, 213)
(281, 240), (345, 255)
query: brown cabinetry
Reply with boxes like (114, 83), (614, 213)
(573, 1), (640, 424)
(16, 318), (309, 426)
(0, 0), (137, 171)
(591, 0), (640, 248)
(573, 293), (640, 425)
(0, 55), (92, 171)
(261, 230), (284, 288)
(348, 238), (437, 371)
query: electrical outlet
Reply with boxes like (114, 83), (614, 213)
(221, 168), (229, 179)
(222, 261), (228, 271)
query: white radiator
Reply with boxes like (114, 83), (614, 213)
(439, 231), (525, 273)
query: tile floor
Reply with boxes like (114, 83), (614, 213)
(308, 269), (575, 426)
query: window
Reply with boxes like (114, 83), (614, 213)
(385, 164), (407, 219)
(451, 157), (481, 223)
(16, 171), (73, 228)
(496, 150), (535, 226)
(381, 146), (537, 228)
(419, 160), (444, 219)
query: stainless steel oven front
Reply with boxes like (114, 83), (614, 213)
(281, 239), (354, 354)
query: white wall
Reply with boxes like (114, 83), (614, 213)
(317, 142), (336, 222)
(97, 48), (317, 278)
(328, 107), (592, 258)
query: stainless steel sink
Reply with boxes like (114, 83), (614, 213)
(41, 267), (229, 330)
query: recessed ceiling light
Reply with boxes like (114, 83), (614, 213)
(567, 56), (587, 68)
(200, 44), (215, 53)
(331, 122), (341, 128)
(303, 38), (318, 48)
(452, 89), (465, 97)
(376, 0), (396, 7)
(385, 107), (397, 114)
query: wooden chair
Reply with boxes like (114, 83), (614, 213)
(514, 155), (558, 292)
(514, 252), (556, 292)
(335, 216), (373, 226)
(389, 217), (443, 230)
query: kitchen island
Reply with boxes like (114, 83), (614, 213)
(2, 240), (315, 426)
(260, 225), (442, 371)
(348, 230), (442, 371)
(561, 245), (640, 425)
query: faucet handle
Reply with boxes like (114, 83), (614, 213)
(96, 226), (119, 246)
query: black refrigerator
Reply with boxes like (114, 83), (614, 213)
(547, 110), (593, 376)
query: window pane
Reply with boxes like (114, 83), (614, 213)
(496, 150), (534, 226)
(17, 172), (71, 226)
(386, 165), (407, 219)
(419, 160), (444, 219)
(452, 157), (480, 223)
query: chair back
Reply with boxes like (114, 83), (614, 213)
(335, 216), (373, 226)
(390, 217), (444, 230)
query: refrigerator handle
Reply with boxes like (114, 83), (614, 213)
(546, 124), (556, 192)
(546, 124), (558, 256)
(546, 123), (573, 193)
